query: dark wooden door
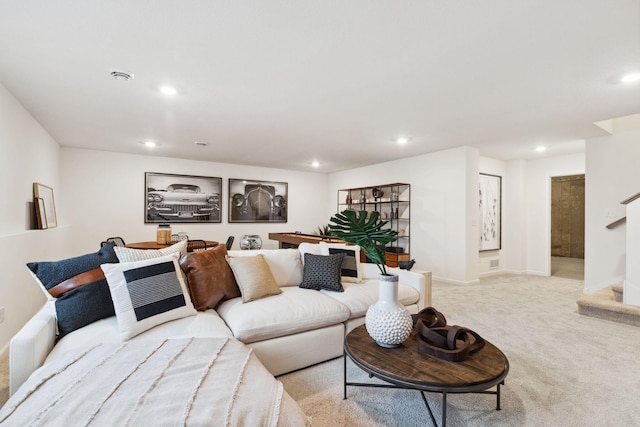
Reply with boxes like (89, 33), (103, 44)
(551, 175), (585, 258)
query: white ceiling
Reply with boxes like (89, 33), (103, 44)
(1, 1), (639, 173)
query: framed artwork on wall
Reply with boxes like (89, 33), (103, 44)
(145, 172), (222, 223)
(33, 182), (57, 229)
(228, 178), (288, 223)
(479, 173), (501, 251)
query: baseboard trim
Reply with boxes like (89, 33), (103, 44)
(432, 276), (480, 285)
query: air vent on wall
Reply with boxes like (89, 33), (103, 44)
(489, 259), (500, 269)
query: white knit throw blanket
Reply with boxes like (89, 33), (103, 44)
(0, 337), (309, 427)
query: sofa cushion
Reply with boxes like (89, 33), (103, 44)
(113, 240), (187, 263)
(26, 243), (120, 338)
(226, 249), (303, 287)
(299, 253), (345, 292)
(54, 279), (116, 339)
(26, 242), (119, 298)
(319, 242), (363, 283)
(101, 254), (197, 341)
(321, 279), (420, 318)
(226, 254), (282, 302)
(297, 242), (322, 265)
(179, 244), (241, 310)
(216, 287), (350, 343)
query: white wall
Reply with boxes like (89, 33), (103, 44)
(522, 153), (585, 276)
(328, 146), (480, 284)
(503, 159), (527, 274)
(0, 83), (68, 352)
(584, 130), (640, 294)
(59, 148), (329, 255)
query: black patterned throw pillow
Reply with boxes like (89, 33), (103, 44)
(299, 253), (345, 292)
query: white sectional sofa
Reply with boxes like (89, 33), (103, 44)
(7, 243), (431, 424)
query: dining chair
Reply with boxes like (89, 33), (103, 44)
(225, 236), (234, 250)
(187, 240), (208, 252)
(100, 237), (126, 247)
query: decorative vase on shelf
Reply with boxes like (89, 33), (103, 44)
(365, 274), (413, 348)
(240, 235), (262, 250)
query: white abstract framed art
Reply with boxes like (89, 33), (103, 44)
(479, 173), (501, 251)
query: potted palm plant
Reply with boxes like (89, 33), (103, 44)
(328, 209), (412, 348)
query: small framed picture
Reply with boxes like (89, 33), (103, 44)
(33, 183), (57, 229)
(229, 179), (288, 223)
(35, 197), (48, 229)
(145, 172), (222, 223)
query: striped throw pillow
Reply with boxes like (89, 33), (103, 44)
(101, 253), (196, 340)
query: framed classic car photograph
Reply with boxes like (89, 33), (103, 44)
(145, 172), (222, 223)
(479, 173), (501, 251)
(33, 182), (57, 229)
(229, 178), (288, 223)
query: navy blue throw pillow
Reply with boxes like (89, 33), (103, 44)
(55, 279), (116, 339)
(27, 243), (119, 292)
(26, 243), (120, 338)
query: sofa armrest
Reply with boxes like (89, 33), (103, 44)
(388, 267), (432, 310)
(360, 263), (432, 310)
(9, 301), (57, 396)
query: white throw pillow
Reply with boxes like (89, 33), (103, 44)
(225, 249), (303, 287)
(319, 242), (363, 283)
(101, 253), (196, 341)
(298, 242), (322, 265)
(113, 240), (187, 263)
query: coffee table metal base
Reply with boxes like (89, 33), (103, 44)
(343, 352), (505, 427)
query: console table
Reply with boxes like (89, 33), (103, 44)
(125, 240), (218, 250)
(268, 232), (344, 248)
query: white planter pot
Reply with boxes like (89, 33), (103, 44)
(365, 274), (413, 348)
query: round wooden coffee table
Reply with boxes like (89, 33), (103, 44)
(344, 324), (509, 426)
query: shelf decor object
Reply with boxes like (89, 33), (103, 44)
(33, 182), (57, 229)
(336, 183), (411, 267)
(329, 209), (412, 348)
(240, 234), (263, 250)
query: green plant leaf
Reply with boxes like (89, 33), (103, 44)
(328, 209), (398, 275)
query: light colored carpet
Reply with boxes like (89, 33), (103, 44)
(279, 274), (640, 426)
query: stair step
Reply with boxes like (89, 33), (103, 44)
(612, 282), (624, 303)
(577, 286), (640, 326)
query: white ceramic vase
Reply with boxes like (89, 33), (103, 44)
(365, 274), (413, 348)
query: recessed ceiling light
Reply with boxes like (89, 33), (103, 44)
(396, 137), (409, 145)
(535, 146), (547, 152)
(311, 161), (320, 168)
(620, 72), (640, 83)
(110, 70), (134, 81)
(194, 141), (208, 147)
(159, 85), (178, 96)
(143, 141), (157, 148)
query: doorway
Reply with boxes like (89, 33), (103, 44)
(550, 174), (585, 279)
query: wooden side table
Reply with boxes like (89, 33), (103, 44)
(344, 324), (509, 426)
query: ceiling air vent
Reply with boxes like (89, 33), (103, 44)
(110, 70), (134, 81)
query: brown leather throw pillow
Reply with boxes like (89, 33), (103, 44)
(179, 244), (241, 310)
